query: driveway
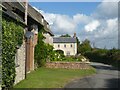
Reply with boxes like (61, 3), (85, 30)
(64, 62), (120, 88)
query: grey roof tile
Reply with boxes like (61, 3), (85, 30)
(53, 37), (76, 43)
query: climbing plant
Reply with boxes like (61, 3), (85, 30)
(34, 28), (46, 67)
(34, 27), (54, 67)
(2, 18), (24, 88)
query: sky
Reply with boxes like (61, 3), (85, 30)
(29, 1), (118, 49)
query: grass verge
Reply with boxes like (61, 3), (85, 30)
(14, 67), (96, 88)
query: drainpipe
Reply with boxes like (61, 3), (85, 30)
(25, 0), (28, 79)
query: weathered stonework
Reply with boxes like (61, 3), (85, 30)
(45, 62), (90, 69)
(14, 42), (25, 85)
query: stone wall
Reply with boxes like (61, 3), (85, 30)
(14, 42), (25, 85)
(45, 62), (90, 69)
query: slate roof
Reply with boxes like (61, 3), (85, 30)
(53, 37), (76, 43)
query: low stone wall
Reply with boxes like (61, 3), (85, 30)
(45, 61), (90, 69)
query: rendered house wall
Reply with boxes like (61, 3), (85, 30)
(53, 43), (77, 56)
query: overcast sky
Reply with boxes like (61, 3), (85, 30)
(29, 0), (118, 49)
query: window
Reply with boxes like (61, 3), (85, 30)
(58, 44), (60, 48)
(67, 51), (70, 56)
(70, 44), (72, 47)
(64, 44), (66, 48)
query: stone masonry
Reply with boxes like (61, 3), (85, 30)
(46, 62), (90, 69)
(14, 41), (25, 85)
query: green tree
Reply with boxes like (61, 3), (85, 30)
(76, 37), (81, 54)
(60, 34), (71, 37)
(79, 39), (92, 54)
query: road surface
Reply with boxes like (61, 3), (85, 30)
(65, 62), (120, 88)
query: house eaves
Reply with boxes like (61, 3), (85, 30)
(2, 2), (26, 26)
(43, 20), (54, 36)
(21, 2), (44, 26)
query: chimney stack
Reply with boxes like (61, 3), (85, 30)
(73, 32), (76, 38)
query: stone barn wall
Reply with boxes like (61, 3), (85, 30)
(14, 42), (25, 84)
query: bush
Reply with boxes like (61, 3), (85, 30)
(55, 50), (64, 58)
(84, 48), (120, 69)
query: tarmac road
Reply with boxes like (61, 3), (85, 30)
(64, 62), (120, 88)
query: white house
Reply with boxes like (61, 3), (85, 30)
(53, 37), (77, 56)
(43, 31), (77, 56)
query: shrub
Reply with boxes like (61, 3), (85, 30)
(84, 48), (120, 69)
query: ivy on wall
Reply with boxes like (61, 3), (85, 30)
(34, 28), (54, 67)
(2, 18), (24, 88)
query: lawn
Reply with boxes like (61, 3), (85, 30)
(14, 67), (96, 88)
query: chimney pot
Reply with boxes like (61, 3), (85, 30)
(73, 32), (76, 38)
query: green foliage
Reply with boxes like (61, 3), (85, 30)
(60, 34), (71, 37)
(76, 37), (81, 54)
(55, 50), (64, 57)
(84, 48), (120, 69)
(34, 28), (46, 67)
(2, 18), (24, 88)
(34, 28), (55, 67)
(79, 39), (92, 54)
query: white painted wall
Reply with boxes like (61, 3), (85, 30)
(53, 43), (77, 56)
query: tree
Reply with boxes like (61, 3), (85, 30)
(60, 34), (71, 37)
(79, 39), (92, 54)
(76, 37), (81, 54)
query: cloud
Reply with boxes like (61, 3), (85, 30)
(92, 1), (118, 19)
(84, 20), (100, 32)
(79, 18), (118, 49)
(33, 7), (90, 35)
(32, 1), (118, 49)
(73, 14), (92, 25)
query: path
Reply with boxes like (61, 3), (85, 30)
(64, 62), (120, 88)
